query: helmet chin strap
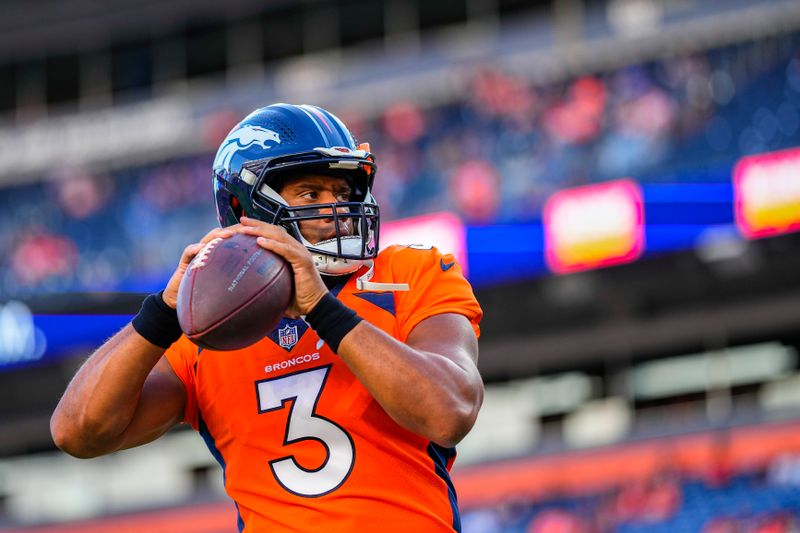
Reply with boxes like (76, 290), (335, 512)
(355, 260), (409, 292)
(304, 235), (409, 292)
(312, 254), (409, 292)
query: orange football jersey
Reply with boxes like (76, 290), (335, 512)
(164, 244), (482, 532)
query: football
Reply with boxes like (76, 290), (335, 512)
(176, 233), (293, 350)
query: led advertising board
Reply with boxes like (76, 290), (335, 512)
(543, 179), (645, 274)
(734, 146), (800, 239)
(380, 211), (468, 274)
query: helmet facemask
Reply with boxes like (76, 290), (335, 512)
(241, 148), (380, 275)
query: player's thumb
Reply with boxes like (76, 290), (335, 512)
(163, 243), (203, 308)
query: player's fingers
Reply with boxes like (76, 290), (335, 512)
(240, 221), (292, 243)
(239, 215), (263, 227)
(256, 236), (327, 316)
(240, 216), (272, 229)
(178, 242), (207, 265)
(176, 227), (239, 266)
(180, 242), (201, 260)
(198, 226), (236, 245)
(164, 242), (209, 308)
(239, 216), (288, 234)
(255, 236), (306, 263)
(256, 237), (319, 278)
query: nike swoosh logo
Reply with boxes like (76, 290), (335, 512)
(440, 259), (456, 271)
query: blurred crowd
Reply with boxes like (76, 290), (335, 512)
(1, 33), (799, 298)
(462, 453), (800, 533)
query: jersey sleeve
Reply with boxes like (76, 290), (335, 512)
(163, 336), (200, 430)
(389, 245), (483, 342)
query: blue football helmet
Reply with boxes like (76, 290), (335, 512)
(213, 103), (379, 275)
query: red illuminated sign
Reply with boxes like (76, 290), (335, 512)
(734, 147), (800, 239)
(381, 212), (468, 275)
(544, 179), (645, 274)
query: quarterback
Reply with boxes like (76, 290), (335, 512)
(51, 103), (484, 532)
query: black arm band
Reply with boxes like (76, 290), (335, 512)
(131, 291), (183, 349)
(305, 293), (362, 353)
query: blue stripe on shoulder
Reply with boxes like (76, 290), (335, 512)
(328, 274), (351, 297)
(353, 291), (396, 315)
(427, 442), (461, 532)
(198, 411), (245, 532)
(193, 347), (203, 374)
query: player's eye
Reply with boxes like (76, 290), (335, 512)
(299, 190), (318, 201)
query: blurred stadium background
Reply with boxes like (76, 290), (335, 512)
(1, 0), (800, 531)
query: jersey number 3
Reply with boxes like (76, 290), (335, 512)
(256, 365), (355, 497)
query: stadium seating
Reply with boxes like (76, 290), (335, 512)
(1, 34), (798, 299)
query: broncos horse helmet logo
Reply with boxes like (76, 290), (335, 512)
(215, 125), (281, 172)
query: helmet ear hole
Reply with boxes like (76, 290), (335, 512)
(230, 195), (243, 219)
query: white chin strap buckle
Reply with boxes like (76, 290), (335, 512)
(356, 261), (409, 292)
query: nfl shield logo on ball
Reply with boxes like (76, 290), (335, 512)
(278, 325), (298, 350)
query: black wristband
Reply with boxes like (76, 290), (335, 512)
(305, 293), (362, 353)
(131, 291), (183, 349)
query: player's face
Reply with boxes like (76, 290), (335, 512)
(279, 174), (353, 244)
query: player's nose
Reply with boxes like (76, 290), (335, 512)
(318, 192), (348, 218)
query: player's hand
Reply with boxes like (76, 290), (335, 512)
(239, 216), (328, 318)
(162, 226), (240, 309)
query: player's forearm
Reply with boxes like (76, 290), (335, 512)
(336, 321), (483, 448)
(50, 324), (166, 458)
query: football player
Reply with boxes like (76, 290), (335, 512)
(51, 103), (483, 532)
